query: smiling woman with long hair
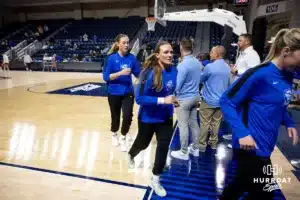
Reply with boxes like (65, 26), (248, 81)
(127, 41), (177, 197)
(103, 34), (141, 152)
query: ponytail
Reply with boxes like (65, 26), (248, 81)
(263, 29), (289, 64)
(153, 64), (163, 92)
(107, 42), (118, 55)
(140, 53), (162, 92)
(143, 53), (156, 69)
(107, 34), (128, 55)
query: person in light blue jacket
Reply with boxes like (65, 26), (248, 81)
(198, 46), (230, 151)
(128, 41), (177, 197)
(171, 38), (202, 161)
(103, 34), (141, 152)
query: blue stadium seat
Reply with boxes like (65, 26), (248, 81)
(33, 17), (144, 63)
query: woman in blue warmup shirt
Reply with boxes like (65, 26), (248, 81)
(128, 41), (177, 197)
(220, 29), (300, 199)
(103, 34), (141, 152)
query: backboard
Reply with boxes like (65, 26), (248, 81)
(154, 0), (168, 26)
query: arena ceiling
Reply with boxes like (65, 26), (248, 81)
(3, 0), (237, 7)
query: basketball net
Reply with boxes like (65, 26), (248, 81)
(146, 17), (157, 31)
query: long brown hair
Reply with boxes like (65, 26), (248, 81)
(141, 41), (171, 92)
(107, 34), (128, 55)
(264, 28), (300, 64)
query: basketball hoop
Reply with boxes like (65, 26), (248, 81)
(146, 17), (157, 31)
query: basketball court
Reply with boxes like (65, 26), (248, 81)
(0, 0), (300, 199)
(0, 70), (299, 199)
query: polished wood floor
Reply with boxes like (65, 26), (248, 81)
(0, 71), (299, 200)
(0, 165), (145, 200)
(0, 71), (155, 200)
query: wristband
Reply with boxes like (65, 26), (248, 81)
(157, 98), (165, 104)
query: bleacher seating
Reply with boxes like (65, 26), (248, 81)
(13, 19), (70, 42)
(0, 20), (68, 63)
(0, 22), (24, 40)
(1, 18), (238, 69)
(33, 17), (144, 63)
(0, 22), (26, 60)
(144, 21), (197, 43)
(142, 21), (198, 65)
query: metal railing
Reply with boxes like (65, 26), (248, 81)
(18, 40), (43, 60)
(130, 22), (148, 48)
(3, 40), (27, 60)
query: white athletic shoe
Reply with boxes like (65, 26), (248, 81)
(211, 146), (217, 150)
(188, 146), (199, 157)
(128, 154), (135, 169)
(138, 160), (144, 168)
(227, 144), (232, 149)
(291, 159), (300, 169)
(171, 150), (189, 161)
(150, 175), (167, 197)
(223, 134), (232, 140)
(165, 155), (171, 168)
(119, 136), (127, 152)
(112, 134), (119, 146)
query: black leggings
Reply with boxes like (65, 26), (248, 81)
(107, 94), (134, 136)
(26, 63), (32, 70)
(220, 149), (274, 200)
(129, 119), (174, 175)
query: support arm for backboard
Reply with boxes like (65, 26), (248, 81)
(154, 0), (247, 36)
(154, 0), (167, 27)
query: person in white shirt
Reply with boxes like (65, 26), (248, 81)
(83, 33), (88, 42)
(73, 43), (78, 50)
(24, 53), (33, 71)
(44, 25), (49, 32)
(142, 49), (148, 61)
(2, 53), (10, 77)
(230, 34), (261, 84)
(2, 54), (9, 64)
(65, 39), (71, 46)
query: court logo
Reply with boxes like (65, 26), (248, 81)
(284, 89), (292, 106)
(253, 164), (292, 192)
(120, 64), (129, 69)
(166, 80), (174, 92)
(48, 82), (107, 97)
(70, 83), (101, 92)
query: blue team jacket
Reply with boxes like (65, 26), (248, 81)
(220, 62), (295, 157)
(136, 66), (177, 123)
(103, 52), (141, 95)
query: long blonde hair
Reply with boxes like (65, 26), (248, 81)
(107, 34), (128, 55)
(264, 28), (300, 63)
(141, 41), (171, 92)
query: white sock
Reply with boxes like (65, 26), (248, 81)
(120, 135), (126, 140)
(152, 174), (159, 182)
(112, 132), (117, 136)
